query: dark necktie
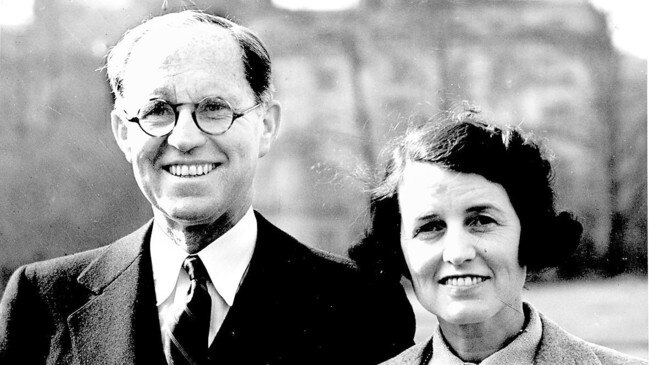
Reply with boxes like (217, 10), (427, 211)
(164, 255), (212, 365)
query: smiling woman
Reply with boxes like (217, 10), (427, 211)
(349, 111), (647, 364)
(398, 162), (527, 341)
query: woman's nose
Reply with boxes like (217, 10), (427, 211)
(166, 107), (207, 152)
(442, 228), (477, 265)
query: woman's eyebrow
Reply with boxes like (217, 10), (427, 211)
(465, 204), (498, 214)
(414, 213), (441, 223)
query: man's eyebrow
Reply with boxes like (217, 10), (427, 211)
(466, 204), (498, 214)
(137, 89), (172, 102)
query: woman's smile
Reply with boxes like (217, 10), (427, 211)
(438, 275), (490, 287)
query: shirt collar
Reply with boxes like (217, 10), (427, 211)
(150, 207), (257, 306)
(431, 302), (542, 365)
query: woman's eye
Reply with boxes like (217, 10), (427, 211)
(468, 215), (497, 229)
(414, 221), (445, 238)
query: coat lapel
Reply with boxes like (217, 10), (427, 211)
(67, 222), (166, 365)
(383, 313), (606, 365)
(207, 212), (300, 360)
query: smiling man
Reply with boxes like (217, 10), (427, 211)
(0, 11), (414, 365)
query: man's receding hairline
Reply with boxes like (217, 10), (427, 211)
(116, 23), (248, 103)
(109, 13), (242, 95)
(127, 21), (243, 63)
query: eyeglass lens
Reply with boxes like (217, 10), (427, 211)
(137, 97), (235, 136)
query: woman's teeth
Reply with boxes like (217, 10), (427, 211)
(442, 276), (487, 287)
(168, 163), (217, 177)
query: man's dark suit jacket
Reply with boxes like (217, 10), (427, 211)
(0, 212), (415, 365)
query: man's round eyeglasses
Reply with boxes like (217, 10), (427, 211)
(123, 96), (262, 137)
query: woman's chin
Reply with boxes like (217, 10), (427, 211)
(436, 301), (493, 326)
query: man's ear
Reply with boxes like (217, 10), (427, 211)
(258, 100), (281, 158)
(111, 109), (133, 163)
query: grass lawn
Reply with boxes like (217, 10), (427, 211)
(406, 276), (648, 360)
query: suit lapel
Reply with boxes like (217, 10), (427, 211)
(208, 212), (297, 360)
(67, 222), (166, 365)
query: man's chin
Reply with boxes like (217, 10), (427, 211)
(155, 204), (221, 227)
(151, 194), (250, 229)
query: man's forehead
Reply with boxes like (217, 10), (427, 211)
(119, 23), (247, 103)
(130, 23), (239, 64)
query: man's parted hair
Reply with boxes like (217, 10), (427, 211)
(349, 111), (583, 282)
(106, 10), (274, 105)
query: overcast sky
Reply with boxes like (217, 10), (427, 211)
(1, 0), (647, 59)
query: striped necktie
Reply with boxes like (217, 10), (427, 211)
(164, 255), (212, 365)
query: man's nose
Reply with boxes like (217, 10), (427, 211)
(442, 227), (477, 266)
(166, 106), (208, 152)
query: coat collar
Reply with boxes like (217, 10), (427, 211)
(382, 307), (604, 365)
(76, 222), (151, 293)
(67, 220), (166, 365)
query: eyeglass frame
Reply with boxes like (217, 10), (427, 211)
(122, 96), (263, 137)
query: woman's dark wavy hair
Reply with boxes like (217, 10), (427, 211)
(349, 111), (583, 282)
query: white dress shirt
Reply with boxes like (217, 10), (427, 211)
(150, 208), (257, 346)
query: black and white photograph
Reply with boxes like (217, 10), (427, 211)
(0, 0), (646, 364)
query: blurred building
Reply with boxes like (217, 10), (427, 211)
(252, 0), (648, 277)
(0, 0), (645, 289)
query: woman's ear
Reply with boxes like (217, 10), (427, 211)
(111, 110), (133, 163)
(258, 100), (281, 158)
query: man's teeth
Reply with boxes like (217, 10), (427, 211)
(442, 276), (487, 287)
(168, 163), (217, 177)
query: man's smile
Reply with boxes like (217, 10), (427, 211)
(165, 163), (219, 177)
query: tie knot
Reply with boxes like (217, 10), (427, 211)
(182, 255), (209, 282)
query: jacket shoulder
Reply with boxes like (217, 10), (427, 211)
(15, 246), (108, 294)
(537, 312), (648, 365)
(254, 211), (358, 275)
(0, 223), (151, 364)
(588, 342), (648, 365)
(253, 212), (416, 363)
(256, 212), (404, 293)
(15, 221), (151, 295)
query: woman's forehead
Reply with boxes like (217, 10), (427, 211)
(397, 161), (514, 214)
